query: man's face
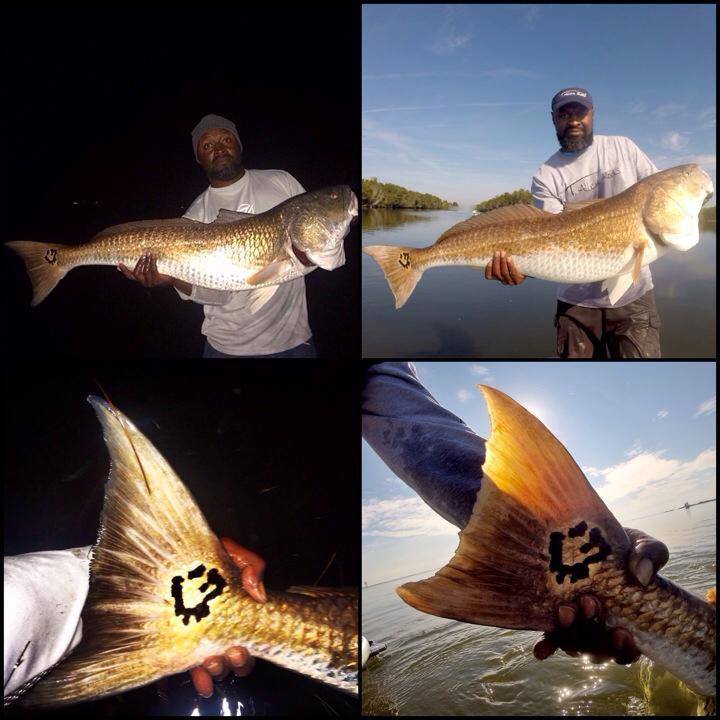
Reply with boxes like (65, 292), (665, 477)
(552, 102), (594, 152)
(197, 128), (244, 181)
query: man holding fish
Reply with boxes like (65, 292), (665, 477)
(119, 113), (347, 358)
(485, 88), (662, 359)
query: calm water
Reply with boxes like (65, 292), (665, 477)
(361, 502), (716, 716)
(362, 209), (716, 358)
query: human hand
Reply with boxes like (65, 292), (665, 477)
(118, 254), (175, 287)
(484, 251), (525, 285)
(533, 528), (669, 665)
(189, 537), (267, 698)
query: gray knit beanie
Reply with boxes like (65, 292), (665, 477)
(191, 114), (243, 162)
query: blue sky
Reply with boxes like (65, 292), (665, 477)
(362, 4), (716, 208)
(363, 362), (716, 585)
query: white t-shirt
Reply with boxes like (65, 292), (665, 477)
(177, 169), (312, 356)
(531, 135), (659, 308)
(4, 547), (90, 700)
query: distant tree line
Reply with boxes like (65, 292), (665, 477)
(362, 178), (457, 209)
(473, 189), (533, 213)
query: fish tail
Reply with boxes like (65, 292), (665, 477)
(23, 396), (241, 707)
(6, 241), (70, 305)
(363, 244), (423, 309)
(397, 385), (631, 631)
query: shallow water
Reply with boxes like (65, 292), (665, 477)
(361, 502), (716, 716)
(362, 209), (716, 358)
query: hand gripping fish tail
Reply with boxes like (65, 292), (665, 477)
(20, 397), (358, 708)
(396, 386), (715, 698)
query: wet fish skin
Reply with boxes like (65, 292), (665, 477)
(22, 398), (358, 707)
(396, 386), (715, 698)
(364, 164), (713, 308)
(7, 185), (357, 305)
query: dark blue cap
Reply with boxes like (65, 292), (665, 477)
(551, 88), (593, 113)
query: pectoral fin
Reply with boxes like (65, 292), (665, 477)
(601, 272), (633, 305)
(245, 260), (296, 286)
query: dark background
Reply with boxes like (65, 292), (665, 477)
(2, 11), (360, 357)
(3, 361), (359, 715)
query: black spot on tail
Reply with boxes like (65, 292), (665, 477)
(549, 523), (611, 584)
(171, 564), (227, 625)
(398, 252), (411, 269)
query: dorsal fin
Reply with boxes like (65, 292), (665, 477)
(436, 205), (550, 244)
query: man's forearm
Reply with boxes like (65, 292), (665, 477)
(173, 279), (192, 295)
(362, 362), (484, 528)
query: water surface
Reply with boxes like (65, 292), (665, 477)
(362, 503), (716, 716)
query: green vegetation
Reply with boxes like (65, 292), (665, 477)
(699, 205), (716, 229)
(362, 178), (457, 209)
(473, 189), (533, 214)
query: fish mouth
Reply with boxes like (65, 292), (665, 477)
(348, 191), (359, 218)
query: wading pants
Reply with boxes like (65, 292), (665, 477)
(554, 289), (661, 359)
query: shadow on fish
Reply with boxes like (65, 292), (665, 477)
(397, 386), (715, 699)
(14, 398), (358, 708)
(365, 165), (713, 308)
(7, 186), (358, 313)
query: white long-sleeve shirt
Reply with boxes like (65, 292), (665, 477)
(4, 547), (90, 701)
(531, 135), (658, 308)
(177, 169), (313, 356)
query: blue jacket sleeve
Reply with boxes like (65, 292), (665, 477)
(362, 362), (484, 529)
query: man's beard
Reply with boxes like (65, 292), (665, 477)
(557, 128), (593, 152)
(208, 155), (244, 181)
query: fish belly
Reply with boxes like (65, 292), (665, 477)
(423, 248), (633, 284)
(67, 239), (303, 291)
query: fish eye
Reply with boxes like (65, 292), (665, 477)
(330, 192), (338, 199)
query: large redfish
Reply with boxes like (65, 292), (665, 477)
(397, 386), (715, 698)
(364, 165), (713, 308)
(18, 398), (357, 707)
(7, 185), (357, 308)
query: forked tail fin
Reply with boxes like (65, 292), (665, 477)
(397, 385), (630, 631)
(6, 241), (70, 306)
(363, 245), (422, 309)
(23, 397), (238, 707)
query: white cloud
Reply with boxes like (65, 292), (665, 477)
(698, 108), (716, 129)
(695, 396), (716, 417)
(589, 447), (716, 521)
(457, 388), (473, 403)
(363, 496), (458, 537)
(625, 440), (643, 457)
(651, 103), (686, 118)
(661, 131), (689, 150)
(429, 10), (471, 55)
(656, 409), (669, 420)
(470, 365), (491, 377)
